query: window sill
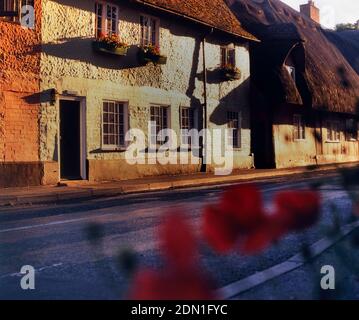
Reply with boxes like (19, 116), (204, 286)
(346, 139), (358, 142)
(294, 139), (306, 142)
(325, 140), (340, 144)
(100, 147), (127, 152)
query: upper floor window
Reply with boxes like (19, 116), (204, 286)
(102, 101), (128, 149)
(293, 114), (305, 140)
(326, 120), (341, 142)
(285, 53), (297, 82)
(0, 0), (33, 24)
(227, 111), (242, 148)
(345, 119), (358, 141)
(140, 15), (159, 46)
(221, 46), (236, 68)
(95, 1), (119, 38)
(285, 65), (296, 82)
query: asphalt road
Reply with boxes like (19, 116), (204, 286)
(0, 172), (357, 300)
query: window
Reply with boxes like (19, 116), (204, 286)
(95, 2), (118, 38)
(286, 65), (296, 82)
(227, 111), (241, 148)
(150, 105), (169, 145)
(0, 0), (33, 23)
(140, 15), (159, 46)
(326, 121), (341, 142)
(345, 119), (358, 141)
(0, 0), (18, 16)
(102, 101), (127, 149)
(180, 107), (195, 146)
(221, 46), (236, 68)
(293, 114), (305, 140)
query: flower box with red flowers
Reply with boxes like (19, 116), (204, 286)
(92, 33), (129, 56)
(221, 64), (241, 81)
(138, 45), (167, 65)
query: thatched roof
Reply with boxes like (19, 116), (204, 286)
(226, 0), (359, 115)
(325, 30), (359, 74)
(130, 0), (258, 41)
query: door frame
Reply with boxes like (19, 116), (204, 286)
(58, 95), (87, 180)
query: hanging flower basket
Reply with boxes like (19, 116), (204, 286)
(138, 45), (167, 65)
(92, 33), (129, 56)
(221, 65), (241, 81)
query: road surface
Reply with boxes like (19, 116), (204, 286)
(0, 172), (357, 299)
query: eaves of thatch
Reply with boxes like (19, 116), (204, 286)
(226, 0), (359, 115)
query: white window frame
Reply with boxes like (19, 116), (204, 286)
(227, 111), (242, 149)
(140, 14), (160, 47)
(293, 114), (305, 141)
(95, 1), (119, 38)
(149, 105), (170, 146)
(221, 46), (236, 68)
(326, 120), (341, 143)
(286, 65), (296, 82)
(179, 107), (196, 146)
(101, 100), (129, 150)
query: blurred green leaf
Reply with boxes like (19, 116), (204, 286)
(117, 248), (138, 277)
(85, 222), (104, 245)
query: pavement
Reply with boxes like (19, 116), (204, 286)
(0, 162), (358, 207)
(0, 171), (358, 300)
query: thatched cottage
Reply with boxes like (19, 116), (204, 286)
(227, 0), (359, 168)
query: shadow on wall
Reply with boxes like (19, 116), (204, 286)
(40, 40), (143, 70)
(210, 78), (250, 127)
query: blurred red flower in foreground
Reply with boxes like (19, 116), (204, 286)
(273, 191), (321, 231)
(203, 184), (321, 255)
(129, 212), (216, 300)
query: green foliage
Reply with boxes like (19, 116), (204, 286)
(335, 23), (358, 32)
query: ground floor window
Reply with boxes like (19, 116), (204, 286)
(180, 107), (195, 146)
(326, 120), (341, 142)
(102, 101), (127, 149)
(345, 119), (358, 141)
(227, 111), (241, 148)
(293, 114), (305, 140)
(150, 105), (169, 145)
(0, 0), (34, 23)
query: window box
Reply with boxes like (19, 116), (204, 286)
(222, 67), (241, 81)
(92, 40), (128, 56)
(220, 46), (240, 81)
(138, 46), (167, 65)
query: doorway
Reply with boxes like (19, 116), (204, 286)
(59, 99), (83, 180)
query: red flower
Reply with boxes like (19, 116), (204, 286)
(273, 191), (321, 232)
(203, 205), (240, 253)
(221, 184), (266, 230)
(129, 211), (216, 300)
(203, 185), (321, 255)
(203, 184), (274, 254)
(160, 211), (197, 272)
(129, 268), (215, 300)
(354, 202), (359, 217)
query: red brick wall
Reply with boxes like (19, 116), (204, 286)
(2, 92), (39, 161)
(0, 0), (41, 163)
